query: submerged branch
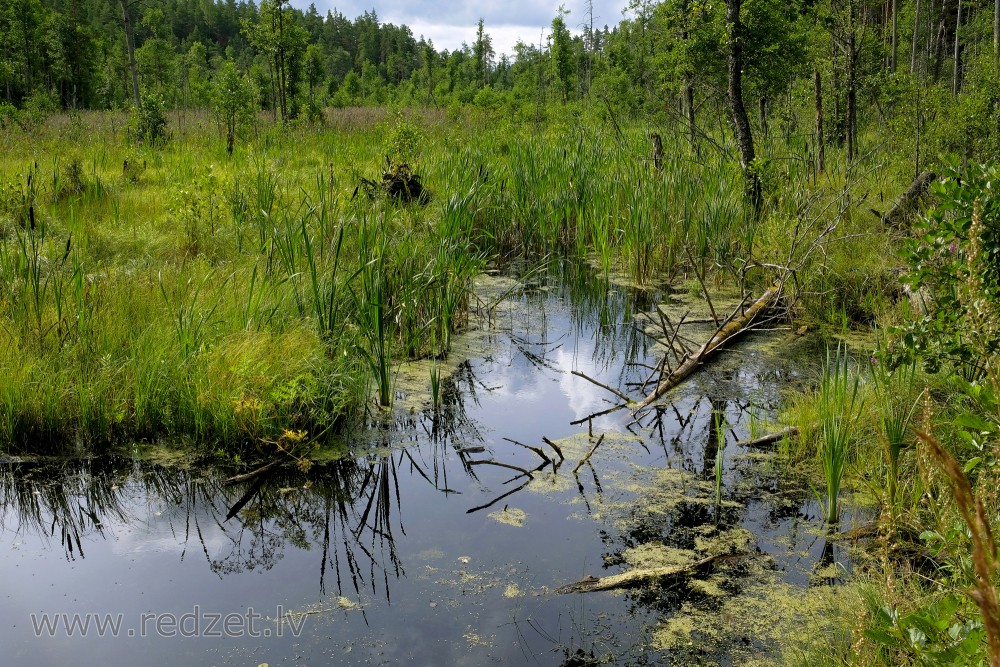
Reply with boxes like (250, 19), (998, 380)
(735, 426), (800, 448)
(554, 552), (750, 594)
(223, 460), (279, 486)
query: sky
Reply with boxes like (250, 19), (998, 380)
(288, 0), (633, 57)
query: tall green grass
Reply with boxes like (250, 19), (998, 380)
(870, 358), (918, 513)
(0, 107), (915, 453)
(818, 347), (863, 525)
(714, 411), (727, 506)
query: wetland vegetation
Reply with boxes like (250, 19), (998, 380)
(2, 0), (1000, 664)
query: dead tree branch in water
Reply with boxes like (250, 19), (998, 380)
(555, 552), (750, 593)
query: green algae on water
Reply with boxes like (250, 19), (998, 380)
(487, 507), (526, 527)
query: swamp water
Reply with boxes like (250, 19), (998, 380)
(0, 264), (865, 666)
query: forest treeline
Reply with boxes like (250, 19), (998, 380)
(2, 0), (999, 160)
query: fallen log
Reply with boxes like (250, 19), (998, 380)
(735, 426), (799, 448)
(554, 552), (749, 594)
(878, 170), (936, 227)
(635, 281), (784, 410)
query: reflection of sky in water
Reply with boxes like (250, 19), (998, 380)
(0, 271), (853, 667)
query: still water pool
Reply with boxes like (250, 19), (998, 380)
(0, 264), (861, 666)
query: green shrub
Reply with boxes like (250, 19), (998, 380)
(888, 162), (1000, 377)
(126, 94), (169, 146)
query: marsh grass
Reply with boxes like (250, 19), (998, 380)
(870, 359), (919, 512)
(818, 346), (864, 524)
(429, 363), (441, 411)
(349, 218), (395, 408)
(0, 108), (916, 453)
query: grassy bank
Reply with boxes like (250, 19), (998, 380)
(0, 106), (912, 453)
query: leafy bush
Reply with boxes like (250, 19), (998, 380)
(888, 162), (1000, 377)
(126, 94), (169, 146)
(384, 110), (423, 164)
(0, 102), (18, 129)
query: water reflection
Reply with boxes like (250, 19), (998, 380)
(0, 263), (861, 666)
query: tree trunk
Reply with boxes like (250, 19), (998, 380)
(891, 0), (898, 70)
(832, 42), (843, 145)
(952, 0), (962, 95)
(684, 74), (697, 154)
(680, 1), (697, 154)
(725, 0), (761, 211)
(650, 133), (664, 171)
(815, 69), (825, 173)
(268, 61), (277, 122)
(119, 0), (141, 109)
(277, 1), (288, 121)
(932, 21), (944, 80)
(995, 0), (999, 64)
(911, 0), (921, 74)
(759, 95), (769, 137)
(847, 0), (858, 162)
(19, 8), (33, 92)
(927, 0), (935, 70)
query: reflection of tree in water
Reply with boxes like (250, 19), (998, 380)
(533, 261), (657, 393)
(0, 454), (406, 598)
(590, 385), (813, 621)
(0, 456), (134, 559)
(0, 371), (491, 602)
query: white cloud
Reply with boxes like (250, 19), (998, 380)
(290, 0), (631, 56)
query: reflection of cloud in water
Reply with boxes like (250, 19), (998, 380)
(553, 344), (627, 432)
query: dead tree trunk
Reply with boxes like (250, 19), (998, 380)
(725, 0), (761, 213)
(911, 0), (922, 74)
(119, 0), (141, 109)
(651, 133), (664, 171)
(684, 75), (697, 154)
(555, 552), (749, 594)
(815, 69), (825, 174)
(881, 170), (937, 226)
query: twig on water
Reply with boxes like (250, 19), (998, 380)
(571, 370), (633, 404)
(573, 434), (606, 474)
(468, 459), (534, 478)
(502, 437), (551, 464)
(542, 437), (565, 461)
